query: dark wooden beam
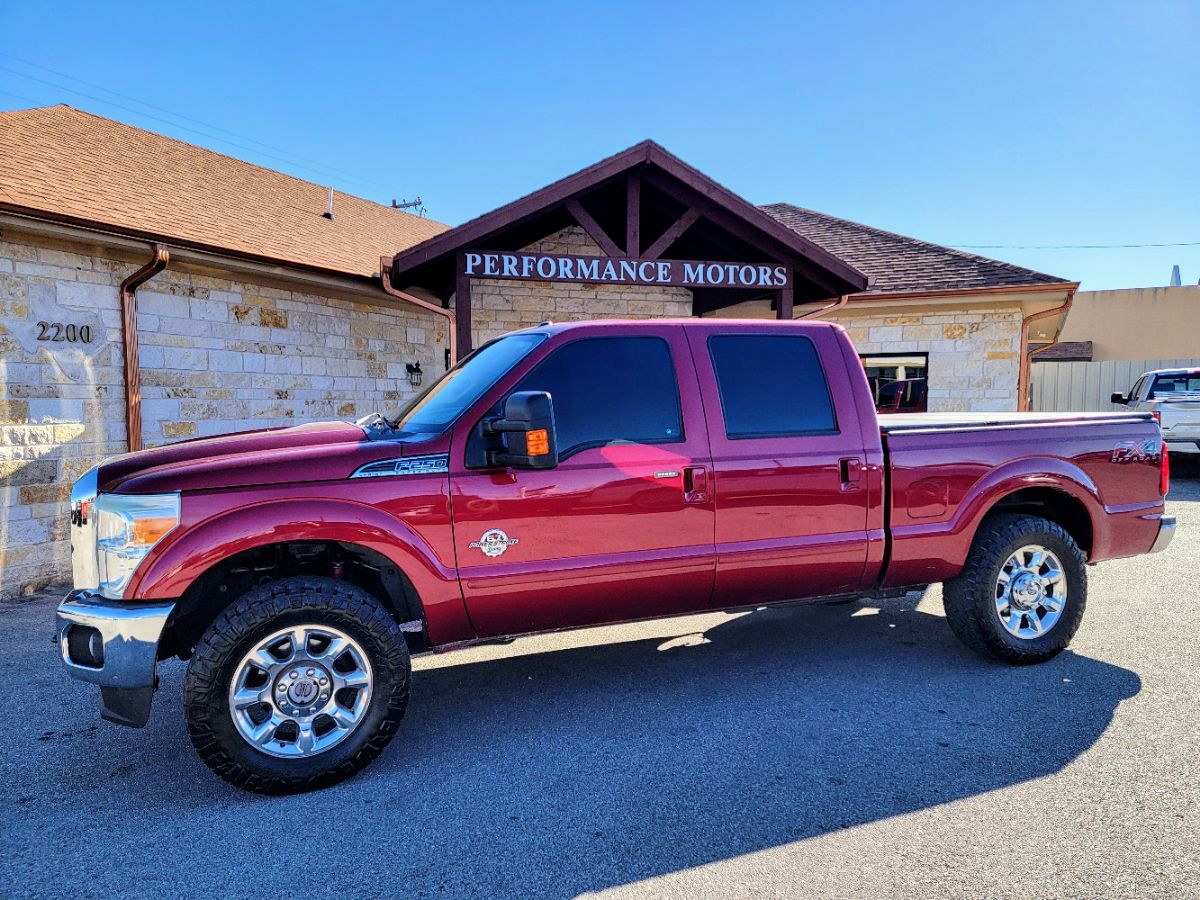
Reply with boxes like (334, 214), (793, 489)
(640, 169), (848, 299)
(626, 174), (640, 257)
(565, 198), (623, 258)
(640, 143), (868, 290)
(642, 207), (702, 260)
(777, 279), (793, 320)
(455, 254), (473, 354)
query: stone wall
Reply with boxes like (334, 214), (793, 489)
(0, 228), (443, 598)
(828, 306), (1023, 412)
(466, 227), (693, 345)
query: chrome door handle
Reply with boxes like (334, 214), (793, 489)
(683, 465), (708, 504)
(839, 457), (863, 491)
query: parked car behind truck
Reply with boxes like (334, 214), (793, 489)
(1112, 367), (1200, 452)
(57, 319), (1176, 794)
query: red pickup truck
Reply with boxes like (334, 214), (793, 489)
(57, 319), (1175, 793)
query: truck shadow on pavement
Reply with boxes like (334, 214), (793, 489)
(25, 593), (1141, 897)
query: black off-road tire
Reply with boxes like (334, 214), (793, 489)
(943, 513), (1087, 665)
(185, 576), (410, 794)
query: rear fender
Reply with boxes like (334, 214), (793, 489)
(128, 498), (473, 645)
(885, 457), (1104, 588)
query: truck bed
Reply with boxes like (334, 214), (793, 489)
(878, 411), (1156, 433)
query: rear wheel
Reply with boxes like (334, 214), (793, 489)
(185, 576), (410, 794)
(943, 514), (1087, 664)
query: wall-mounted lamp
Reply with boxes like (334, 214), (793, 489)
(405, 362), (423, 388)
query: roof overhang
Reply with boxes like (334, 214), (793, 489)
(0, 208), (418, 311)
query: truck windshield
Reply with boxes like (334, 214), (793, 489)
(383, 333), (547, 434)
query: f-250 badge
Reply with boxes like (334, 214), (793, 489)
(470, 528), (520, 558)
(1112, 439), (1161, 463)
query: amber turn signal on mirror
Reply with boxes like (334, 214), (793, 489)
(526, 429), (550, 456)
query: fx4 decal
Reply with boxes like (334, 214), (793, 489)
(1112, 439), (1161, 463)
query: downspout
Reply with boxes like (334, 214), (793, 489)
(379, 256), (458, 367)
(798, 294), (849, 319)
(1017, 285), (1077, 411)
(120, 243), (169, 452)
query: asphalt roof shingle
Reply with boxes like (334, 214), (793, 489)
(0, 105), (447, 278)
(761, 203), (1071, 294)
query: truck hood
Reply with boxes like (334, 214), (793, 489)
(95, 420), (437, 494)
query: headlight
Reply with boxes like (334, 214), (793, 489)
(95, 493), (180, 599)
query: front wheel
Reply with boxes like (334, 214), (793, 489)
(184, 576), (411, 794)
(943, 513), (1087, 665)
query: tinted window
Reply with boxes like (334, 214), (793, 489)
(515, 337), (683, 456)
(708, 334), (837, 438)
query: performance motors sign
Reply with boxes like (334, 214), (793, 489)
(462, 251), (790, 289)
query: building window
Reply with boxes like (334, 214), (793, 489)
(861, 352), (928, 413)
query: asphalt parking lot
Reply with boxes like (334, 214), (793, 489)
(2, 456), (1198, 899)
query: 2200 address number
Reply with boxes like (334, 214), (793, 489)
(36, 321), (94, 343)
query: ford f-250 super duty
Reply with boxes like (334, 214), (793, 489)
(56, 319), (1176, 794)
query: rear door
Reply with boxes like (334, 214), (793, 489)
(685, 323), (874, 605)
(449, 325), (716, 637)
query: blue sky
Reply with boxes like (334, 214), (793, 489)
(1, 1), (1196, 290)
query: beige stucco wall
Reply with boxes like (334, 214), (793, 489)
(1058, 286), (1200, 361)
(0, 228), (444, 599)
(465, 227), (694, 345)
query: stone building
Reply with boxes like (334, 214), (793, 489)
(0, 106), (451, 597)
(1, 105), (1075, 598)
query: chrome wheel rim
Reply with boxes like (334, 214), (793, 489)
(228, 625), (373, 759)
(995, 544), (1068, 640)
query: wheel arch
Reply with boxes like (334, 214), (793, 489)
(982, 486), (1094, 557)
(160, 540), (430, 660)
(132, 498), (473, 654)
(958, 458), (1103, 560)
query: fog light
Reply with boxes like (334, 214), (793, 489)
(67, 625), (104, 668)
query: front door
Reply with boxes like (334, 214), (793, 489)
(449, 326), (716, 637)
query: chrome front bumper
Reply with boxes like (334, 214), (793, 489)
(55, 590), (175, 728)
(1148, 514), (1177, 554)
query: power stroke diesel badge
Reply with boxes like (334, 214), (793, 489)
(469, 528), (520, 558)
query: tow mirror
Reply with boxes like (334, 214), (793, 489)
(1110, 392), (1128, 405)
(482, 391), (558, 470)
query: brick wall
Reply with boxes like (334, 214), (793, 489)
(829, 306), (1023, 412)
(0, 229), (443, 598)
(466, 227), (693, 345)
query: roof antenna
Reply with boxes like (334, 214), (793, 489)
(323, 187), (334, 221)
(1169, 264), (1181, 286)
(391, 197), (426, 217)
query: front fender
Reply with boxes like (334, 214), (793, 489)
(128, 497), (473, 646)
(885, 456), (1105, 588)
